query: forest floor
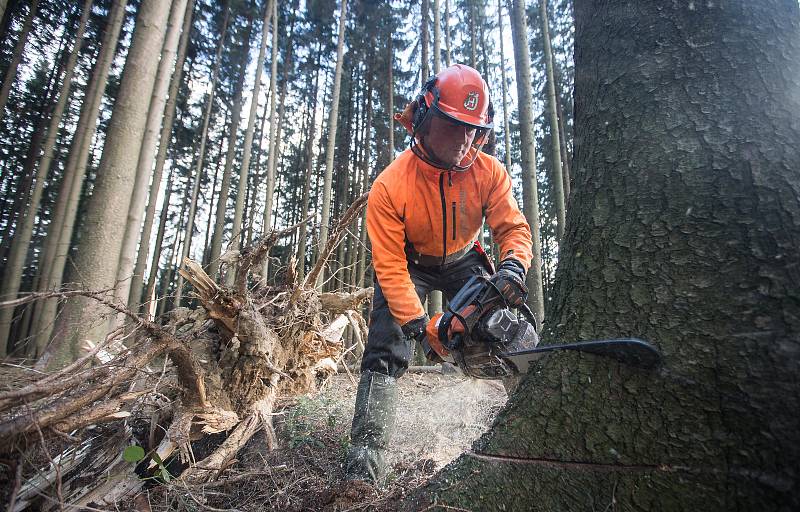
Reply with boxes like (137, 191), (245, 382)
(145, 372), (507, 511)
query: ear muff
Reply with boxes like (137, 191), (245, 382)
(412, 76), (437, 134)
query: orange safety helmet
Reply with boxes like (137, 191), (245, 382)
(395, 64), (494, 171)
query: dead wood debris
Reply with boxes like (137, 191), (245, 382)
(0, 194), (371, 510)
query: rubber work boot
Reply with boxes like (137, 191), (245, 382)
(344, 370), (398, 485)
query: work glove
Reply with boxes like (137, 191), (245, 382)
(401, 314), (442, 363)
(490, 258), (528, 307)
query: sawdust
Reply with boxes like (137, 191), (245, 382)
(146, 372), (508, 511)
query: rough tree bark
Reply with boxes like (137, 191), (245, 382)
(509, 0), (545, 323)
(44, 0), (172, 368)
(412, 1), (800, 510)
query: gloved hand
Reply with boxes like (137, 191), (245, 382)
(401, 314), (430, 344)
(401, 314), (442, 363)
(490, 258), (528, 307)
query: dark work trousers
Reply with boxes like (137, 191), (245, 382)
(361, 247), (491, 378)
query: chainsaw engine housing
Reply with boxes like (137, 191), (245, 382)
(429, 275), (540, 379)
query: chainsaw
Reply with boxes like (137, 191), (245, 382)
(422, 275), (662, 379)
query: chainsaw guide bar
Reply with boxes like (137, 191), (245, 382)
(500, 338), (662, 373)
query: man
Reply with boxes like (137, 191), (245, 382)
(345, 64), (533, 484)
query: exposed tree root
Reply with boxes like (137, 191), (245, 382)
(0, 195), (371, 510)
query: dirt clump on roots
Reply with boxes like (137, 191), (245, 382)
(145, 373), (506, 511)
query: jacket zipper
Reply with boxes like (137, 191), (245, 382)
(452, 202), (456, 240)
(439, 172), (447, 266)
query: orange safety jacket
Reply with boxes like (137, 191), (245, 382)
(366, 148), (533, 327)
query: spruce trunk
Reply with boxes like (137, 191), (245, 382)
(233, 0), (274, 280)
(0, 0), (39, 124)
(171, 3), (230, 308)
(315, 0), (347, 288)
(44, 0), (172, 368)
(509, 0), (545, 323)
(497, 0), (512, 172)
(259, 0), (281, 280)
(539, 0), (565, 241)
(0, 0), (92, 355)
(114, 0), (190, 313)
(208, 18), (253, 280)
(30, 0), (128, 357)
(414, 1), (800, 509)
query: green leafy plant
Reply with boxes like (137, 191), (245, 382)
(122, 445), (174, 483)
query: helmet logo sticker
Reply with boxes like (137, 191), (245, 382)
(463, 91), (479, 111)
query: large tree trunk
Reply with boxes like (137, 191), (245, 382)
(0, 0), (92, 355)
(539, 0), (565, 241)
(43, 0), (172, 368)
(412, 1), (800, 510)
(315, 0), (347, 288)
(29, 0), (128, 357)
(509, 0), (545, 323)
(0, 0), (38, 124)
(114, 0), (190, 314)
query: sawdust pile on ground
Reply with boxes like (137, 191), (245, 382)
(147, 372), (507, 511)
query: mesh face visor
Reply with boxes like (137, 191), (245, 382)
(412, 105), (494, 171)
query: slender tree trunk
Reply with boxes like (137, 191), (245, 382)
(29, 0), (128, 357)
(510, 0), (545, 323)
(315, 0), (347, 288)
(232, 0), (274, 284)
(416, 2), (800, 509)
(444, 0), (451, 68)
(0, 0), (39, 124)
(432, 0), (441, 73)
(469, 3), (476, 69)
(115, 0), (190, 313)
(553, 62), (571, 203)
(42, 0), (171, 368)
(144, 164), (177, 316)
(387, 33), (394, 158)
(0, 0), (93, 355)
(209, 16), (253, 280)
(497, 0), (512, 172)
(0, 0), (7, 30)
(296, 56), (322, 280)
(539, 0), (565, 241)
(171, 4), (230, 307)
(202, 113), (228, 267)
(259, 0), (281, 280)
(421, 0), (429, 81)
